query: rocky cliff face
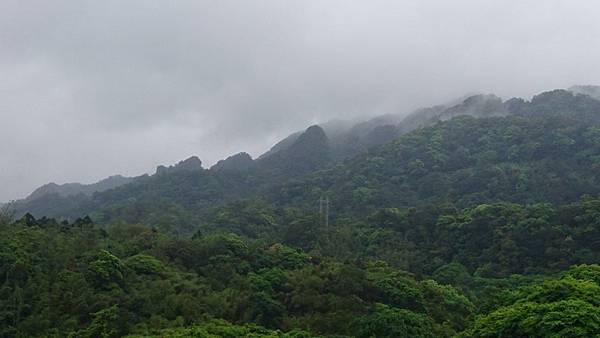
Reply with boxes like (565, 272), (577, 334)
(256, 125), (331, 177)
(156, 156), (203, 175)
(211, 152), (254, 172)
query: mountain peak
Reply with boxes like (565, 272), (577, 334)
(156, 156), (203, 175)
(211, 152), (254, 172)
(305, 124), (326, 135)
(439, 94), (507, 120)
(286, 125), (329, 157)
(295, 125), (327, 144)
(256, 125), (331, 176)
(24, 175), (134, 202)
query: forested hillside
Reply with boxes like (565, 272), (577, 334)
(4, 88), (600, 337)
(2, 214), (599, 337)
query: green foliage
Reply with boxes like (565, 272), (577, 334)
(354, 304), (437, 338)
(0, 215), (479, 337)
(0, 217), (593, 338)
(14, 94), (600, 233)
(278, 114), (600, 218)
(564, 264), (600, 284)
(0, 202), (14, 227)
(464, 267), (600, 337)
(4, 180), (600, 336)
(85, 250), (125, 289)
(125, 319), (316, 337)
(466, 300), (600, 338)
(126, 254), (165, 275)
(204, 200), (278, 238)
(5, 92), (600, 336)
(73, 305), (120, 338)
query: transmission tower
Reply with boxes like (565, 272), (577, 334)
(319, 196), (330, 227)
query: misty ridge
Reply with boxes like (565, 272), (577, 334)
(4, 1), (600, 204)
(5, 82), (600, 337)
(3, 2), (600, 337)
(10, 85), (595, 207)
(4, 91), (470, 203)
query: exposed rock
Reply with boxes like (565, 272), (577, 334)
(211, 152), (254, 172)
(156, 156), (203, 175)
(258, 132), (302, 160)
(256, 125), (331, 176)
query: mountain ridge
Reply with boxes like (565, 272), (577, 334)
(10, 86), (600, 225)
(23, 175), (134, 202)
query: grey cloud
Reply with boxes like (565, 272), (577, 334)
(2, 0), (600, 201)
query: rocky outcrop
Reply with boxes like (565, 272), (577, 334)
(156, 156), (203, 175)
(211, 152), (254, 172)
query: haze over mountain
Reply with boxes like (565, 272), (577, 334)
(11, 86), (600, 222)
(4, 2), (600, 336)
(569, 85), (600, 100)
(3, 1), (600, 202)
(4, 84), (600, 337)
(3, 91), (529, 204)
(14, 86), (600, 206)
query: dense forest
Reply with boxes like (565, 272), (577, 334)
(3, 89), (600, 337)
(2, 213), (599, 337)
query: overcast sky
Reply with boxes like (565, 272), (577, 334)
(2, 0), (600, 201)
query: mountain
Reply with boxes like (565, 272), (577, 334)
(258, 94), (507, 163)
(155, 156), (203, 175)
(437, 94), (507, 120)
(278, 114), (600, 215)
(23, 175), (134, 203)
(507, 89), (600, 122)
(258, 115), (402, 162)
(257, 131), (302, 160)
(210, 152), (255, 172)
(4, 87), (600, 338)
(256, 125), (331, 177)
(10, 174), (138, 220)
(569, 84), (600, 100)
(10, 88), (600, 227)
(281, 89), (599, 208)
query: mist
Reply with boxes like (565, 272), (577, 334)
(2, 0), (600, 201)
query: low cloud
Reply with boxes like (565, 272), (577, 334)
(2, 0), (600, 200)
